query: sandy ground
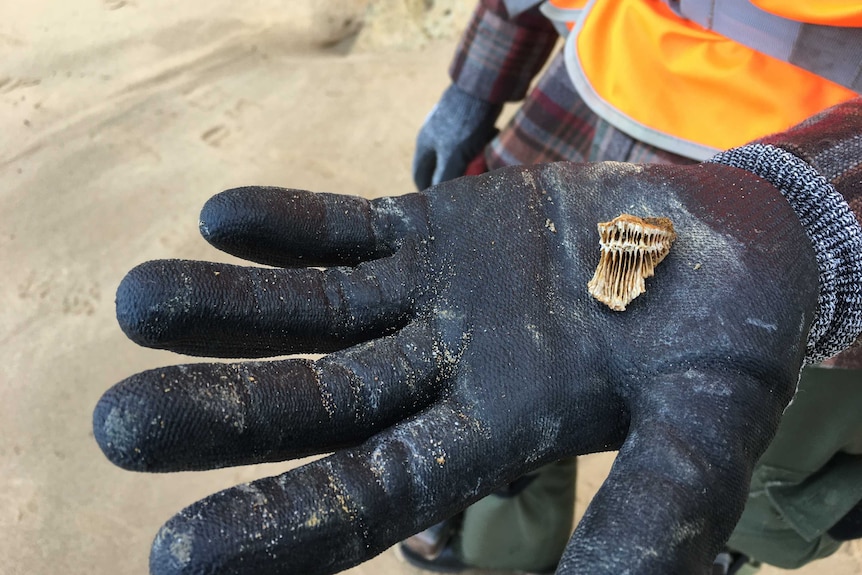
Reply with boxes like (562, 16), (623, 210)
(2, 2), (861, 574)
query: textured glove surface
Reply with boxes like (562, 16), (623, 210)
(412, 84), (502, 190)
(95, 161), (819, 574)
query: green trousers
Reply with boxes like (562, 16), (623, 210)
(456, 366), (862, 572)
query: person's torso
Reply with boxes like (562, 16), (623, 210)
(535, 0), (862, 159)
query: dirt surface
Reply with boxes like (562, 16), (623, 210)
(1, 2), (860, 574)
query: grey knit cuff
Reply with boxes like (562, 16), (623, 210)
(709, 143), (862, 364)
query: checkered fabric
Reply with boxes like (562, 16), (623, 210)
(450, 1), (698, 168)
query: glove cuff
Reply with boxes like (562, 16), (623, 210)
(709, 144), (862, 364)
(440, 84), (503, 125)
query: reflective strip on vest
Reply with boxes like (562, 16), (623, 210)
(544, 0), (860, 160)
(539, 1), (584, 35)
(502, 0), (545, 17)
(750, 1), (862, 27)
(668, 0), (862, 92)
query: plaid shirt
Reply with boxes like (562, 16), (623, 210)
(449, 0), (699, 170)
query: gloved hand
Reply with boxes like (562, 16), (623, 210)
(412, 84), (502, 190)
(96, 161), (832, 574)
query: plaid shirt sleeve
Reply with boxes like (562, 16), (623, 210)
(449, 0), (559, 105)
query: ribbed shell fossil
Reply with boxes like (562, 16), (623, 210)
(587, 214), (676, 311)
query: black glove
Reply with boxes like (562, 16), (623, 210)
(412, 84), (502, 190)
(96, 161), (823, 574)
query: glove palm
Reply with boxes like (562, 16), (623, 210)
(95, 161), (819, 574)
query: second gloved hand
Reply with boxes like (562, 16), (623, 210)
(412, 83), (502, 190)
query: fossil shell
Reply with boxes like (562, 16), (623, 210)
(587, 214), (676, 311)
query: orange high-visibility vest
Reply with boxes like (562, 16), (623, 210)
(541, 0), (862, 159)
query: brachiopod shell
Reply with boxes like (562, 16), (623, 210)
(587, 214), (676, 311)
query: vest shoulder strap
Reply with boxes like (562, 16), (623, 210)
(667, 0), (862, 92)
(502, 0), (546, 17)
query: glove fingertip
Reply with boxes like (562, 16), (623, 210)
(198, 187), (261, 249)
(412, 151), (436, 192)
(198, 190), (230, 246)
(150, 519), (200, 575)
(93, 378), (157, 472)
(115, 261), (188, 350)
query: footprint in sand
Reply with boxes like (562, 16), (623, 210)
(104, 0), (133, 9)
(201, 124), (230, 148)
(0, 77), (41, 94)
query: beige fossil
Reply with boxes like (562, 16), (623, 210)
(588, 214), (676, 311)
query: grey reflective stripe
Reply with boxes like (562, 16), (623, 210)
(539, 1), (583, 23)
(502, 0), (545, 17)
(669, 0), (862, 92)
(548, 19), (572, 37)
(539, 1), (584, 36)
(788, 26), (862, 92)
(560, 0), (719, 160)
